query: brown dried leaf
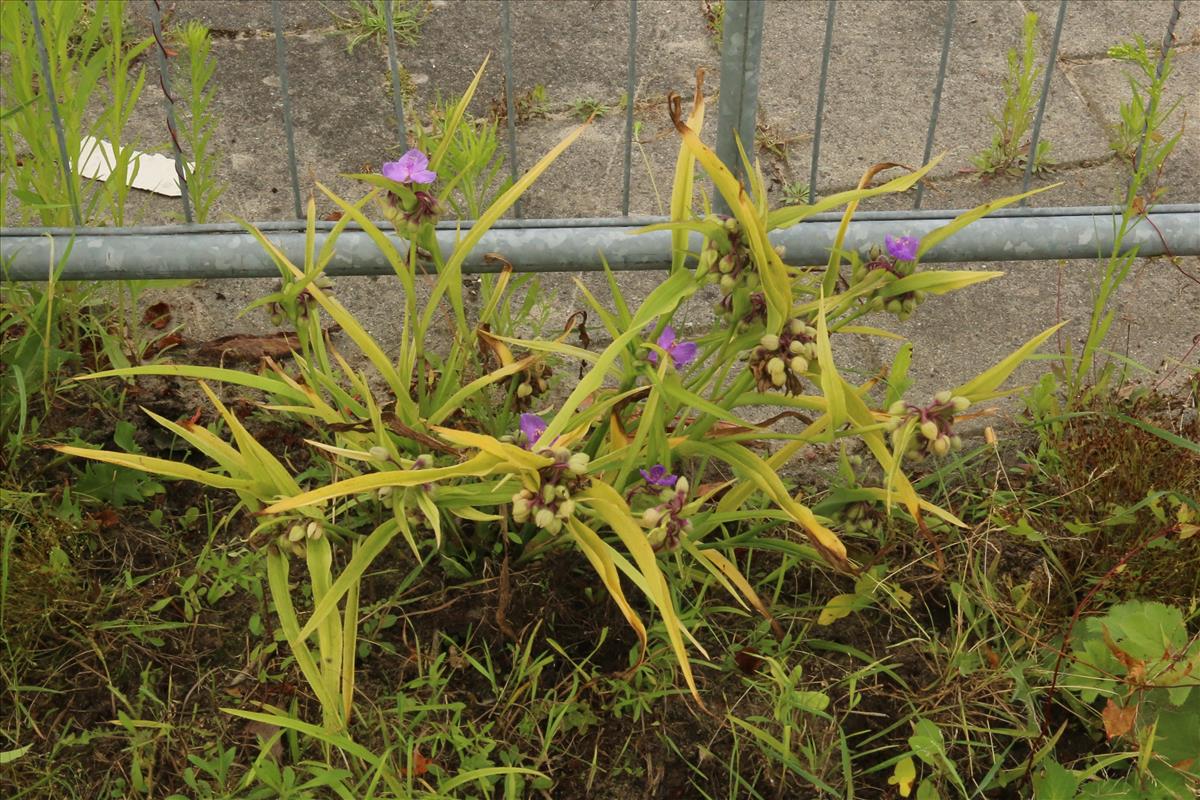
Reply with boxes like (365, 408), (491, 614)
(733, 647), (765, 675)
(197, 331), (303, 363)
(1101, 698), (1137, 740)
(142, 301), (172, 330)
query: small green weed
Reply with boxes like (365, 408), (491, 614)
(327, 0), (428, 54)
(568, 96), (611, 121)
(972, 12), (1053, 177)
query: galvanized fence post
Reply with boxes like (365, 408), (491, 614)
(714, 0), (764, 215)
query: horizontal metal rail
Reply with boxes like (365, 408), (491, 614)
(4, 206), (1196, 281)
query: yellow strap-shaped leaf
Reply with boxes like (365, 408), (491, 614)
(682, 440), (849, 570)
(431, 427), (552, 472)
(581, 482), (702, 705)
(52, 445), (253, 491)
(261, 452), (502, 514)
(669, 68), (706, 271)
(565, 516), (648, 657)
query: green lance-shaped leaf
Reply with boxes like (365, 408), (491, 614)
(874, 270), (1004, 298)
(265, 547), (344, 728)
(70, 364), (310, 404)
(239, 216), (409, 402)
(767, 157), (941, 231)
(428, 56), (490, 175)
(539, 269), (696, 446)
(564, 516), (648, 665)
(916, 183), (1061, 258)
(419, 120), (591, 339)
(953, 322), (1066, 400)
(815, 290), (846, 431)
(682, 440), (849, 570)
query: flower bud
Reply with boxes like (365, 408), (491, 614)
(789, 319), (805, 336)
(546, 517), (563, 535)
(535, 508), (556, 529)
(369, 445), (390, 462)
(512, 495), (531, 522)
(552, 447), (572, 464)
(920, 420), (939, 441)
(951, 435), (963, 450)
(413, 454), (433, 469)
(646, 526), (668, 549)
(377, 486), (394, 500)
(951, 396), (971, 412)
(767, 357), (786, 375)
(932, 435), (951, 457)
(557, 499), (576, 518)
(771, 371), (786, 387)
(760, 333), (780, 351)
(886, 299), (903, 315)
(744, 273), (760, 289)
(290, 541), (306, 557)
(790, 356), (808, 374)
(720, 274), (736, 294)
(718, 254), (735, 274)
(642, 507), (664, 527)
(567, 452), (590, 475)
(934, 390), (952, 404)
(306, 521), (322, 540)
(888, 400), (908, 416)
(674, 476), (689, 495)
(542, 484), (557, 504)
(517, 382), (533, 398)
(555, 484), (570, 500)
(724, 217), (739, 232)
(288, 524), (306, 543)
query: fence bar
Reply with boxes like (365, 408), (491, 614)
(714, 0), (764, 214)
(914, 0), (956, 210)
(148, 0), (192, 223)
(1020, 0), (1067, 205)
(27, 0), (81, 226)
(1128, 0), (1182, 207)
(500, 0), (521, 218)
(271, 1), (302, 219)
(808, 0), (837, 201)
(621, 0), (638, 216)
(6, 206), (1196, 281)
(383, 0), (409, 149)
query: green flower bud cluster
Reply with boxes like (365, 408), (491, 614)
(639, 476), (692, 552)
(748, 318), (818, 395)
(278, 519), (325, 557)
(385, 189), (442, 240)
(697, 216), (776, 327)
(852, 244), (927, 322)
(266, 274), (335, 326)
(836, 501), (883, 538)
(508, 361), (552, 411)
(886, 390), (971, 461)
(511, 447), (591, 535)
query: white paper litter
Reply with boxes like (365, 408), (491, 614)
(76, 135), (192, 197)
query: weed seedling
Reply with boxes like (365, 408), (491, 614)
(972, 12), (1053, 177)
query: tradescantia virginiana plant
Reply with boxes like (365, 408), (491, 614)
(56, 68), (1064, 734)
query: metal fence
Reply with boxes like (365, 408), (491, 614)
(2, 0), (1197, 281)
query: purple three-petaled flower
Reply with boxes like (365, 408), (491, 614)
(382, 148), (437, 185)
(884, 234), (920, 262)
(519, 413), (548, 449)
(639, 464), (678, 488)
(646, 325), (698, 368)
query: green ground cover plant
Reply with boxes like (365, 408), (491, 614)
(2, 17), (1197, 800)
